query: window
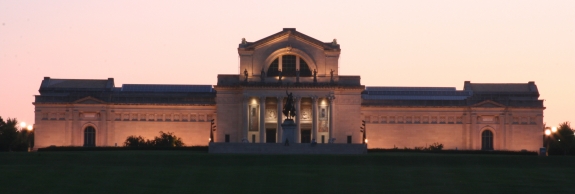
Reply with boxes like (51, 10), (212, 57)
(84, 126), (96, 147)
(267, 55), (312, 77)
(282, 55), (296, 76)
(481, 130), (493, 150)
(299, 58), (312, 76)
(225, 134), (230, 143)
(347, 136), (352, 144)
(267, 58), (280, 76)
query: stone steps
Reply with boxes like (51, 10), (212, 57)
(208, 142), (367, 154)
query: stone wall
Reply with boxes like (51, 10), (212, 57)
(34, 103), (216, 148)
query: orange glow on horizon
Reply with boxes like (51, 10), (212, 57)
(0, 1), (573, 127)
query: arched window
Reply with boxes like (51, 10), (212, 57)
(481, 130), (493, 150)
(84, 126), (96, 147)
(267, 55), (312, 77)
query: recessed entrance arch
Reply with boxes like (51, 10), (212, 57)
(481, 130), (493, 150)
(84, 126), (96, 147)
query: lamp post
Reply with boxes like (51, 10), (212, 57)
(19, 122), (34, 151)
(360, 120), (367, 144)
(19, 122), (27, 130)
(209, 119), (216, 143)
(545, 126), (557, 156)
(26, 125), (34, 152)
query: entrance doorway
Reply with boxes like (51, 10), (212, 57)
(266, 128), (276, 143)
(84, 126), (96, 147)
(301, 129), (311, 143)
(482, 130), (493, 150)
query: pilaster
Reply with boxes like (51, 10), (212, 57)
(242, 96), (250, 141)
(328, 95), (335, 142)
(311, 96), (318, 142)
(295, 96), (301, 143)
(277, 96), (283, 143)
(259, 96), (266, 143)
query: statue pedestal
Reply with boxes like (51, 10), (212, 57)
(281, 119), (296, 145)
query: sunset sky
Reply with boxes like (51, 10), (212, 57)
(1, 0), (573, 128)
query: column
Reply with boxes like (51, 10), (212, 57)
(259, 96), (266, 143)
(277, 96), (283, 143)
(100, 110), (107, 146)
(507, 113), (513, 150)
(295, 96), (301, 143)
(72, 110), (79, 146)
(470, 113), (477, 149)
(312, 96), (318, 142)
(500, 113), (506, 150)
(328, 96), (335, 142)
(243, 96), (249, 142)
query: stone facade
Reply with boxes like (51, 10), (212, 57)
(33, 28), (544, 151)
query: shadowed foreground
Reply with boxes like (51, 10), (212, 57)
(1, 151), (574, 194)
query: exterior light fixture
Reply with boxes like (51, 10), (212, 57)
(545, 129), (551, 136)
(552, 127), (557, 133)
(20, 122), (26, 128)
(27, 125), (33, 131)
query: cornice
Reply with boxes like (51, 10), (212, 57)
(360, 105), (545, 109)
(215, 84), (365, 90)
(34, 102), (215, 107)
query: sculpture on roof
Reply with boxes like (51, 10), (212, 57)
(241, 38), (247, 45)
(313, 69), (317, 84)
(260, 67), (265, 83)
(330, 69), (335, 84)
(244, 69), (248, 83)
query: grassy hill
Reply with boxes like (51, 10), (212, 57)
(1, 151), (574, 193)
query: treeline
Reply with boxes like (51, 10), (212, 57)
(547, 122), (575, 155)
(0, 116), (34, 152)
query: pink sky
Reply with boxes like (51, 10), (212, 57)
(1, 0), (573, 128)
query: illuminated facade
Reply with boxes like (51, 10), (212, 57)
(33, 28), (545, 151)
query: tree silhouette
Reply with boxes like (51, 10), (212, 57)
(550, 122), (575, 155)
(0, 116), (33, 151)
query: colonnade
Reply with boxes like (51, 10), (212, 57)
(241, 95), (334, 143)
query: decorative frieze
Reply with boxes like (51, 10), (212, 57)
(107, 112), (211, 122)
(366, 114), (469, 125)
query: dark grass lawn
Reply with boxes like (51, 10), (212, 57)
(1, 151), (574, 194)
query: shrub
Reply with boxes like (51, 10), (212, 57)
(124, 131), (184, 147)
(426, 142), (444, 151)
(124, 136), (150, 147)
(152, 131), (184, 147)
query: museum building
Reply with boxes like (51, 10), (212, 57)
(33, 28), (545, 151)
